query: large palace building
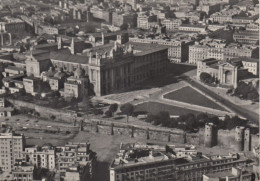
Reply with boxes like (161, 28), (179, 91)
(23, 34), (169, 97)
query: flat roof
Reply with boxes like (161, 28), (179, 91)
(5, 66), (25, 71)
(232, 57), (259, 63)
(50, 52), (89, 64)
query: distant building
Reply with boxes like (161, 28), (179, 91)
(36, 25), (59, 35)
(189, 38), (254, 64)
(23, 77), (39, 94)
(197, 3), (221, 15)
(112, 12), (137, 28)
(210, 8), (241, 24)
(240, 57), (259, 75)
(137, 14), (157, 29)
(161, 19), (182, 31)
(59, 0), (69, 9)
(0, 98), (14, 117)
(60, 67), (89, 99)
(2, 66), (25, 77)
(56, 142), (97, 180)
(232, 14), (259, 25)
(0, 129), (25, 172)
(90, 6), (112, 23)
(233, 30), (259, 45)
(25, 52), (52, 78)
(129, 36), (192, 63)
(22, 145), (56, 170)
(246, 23), (259, 32)
(179, 24), (206, 33)
(203, 166), (255, 181)
(12, 160), (34, 181)
(0, 17), (25, 34)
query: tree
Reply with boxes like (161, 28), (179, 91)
(120, 103), (134, 122)
(93, 108), (103, 115)
(146, 113), (156, 123)
(105, 110), (112, 118)
(169, 118), (178, 128)
(109, 103), (118, 116)
(200, 72), (214, 84)
(120, 23), (128, 31)
(156, 111), (170, 126)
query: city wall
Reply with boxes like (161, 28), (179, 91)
(82, 120), (259, 150)
(8, 99), (259, 150)
(8, 99), (76, 121)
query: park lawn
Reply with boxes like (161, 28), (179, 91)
(134, 101), (203, 116)
(163, 86), (227, 111)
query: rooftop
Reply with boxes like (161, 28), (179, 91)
(5, 66), (25, 72)
(50, 52), (89, 64)
(231, 57), (259, 63)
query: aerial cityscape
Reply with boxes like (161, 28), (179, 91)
(0, 0), (259, 180)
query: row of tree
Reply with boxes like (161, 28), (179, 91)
(233, 81), (259, 101)
(145, 111), (248, 131)
(200, 72), (219, 84)
(104, 103), (134, 122)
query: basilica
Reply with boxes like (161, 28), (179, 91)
(7, 33), (169, 98)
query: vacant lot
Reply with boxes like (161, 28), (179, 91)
(134, 101), (203, 116)
(163, 86), (227, 111)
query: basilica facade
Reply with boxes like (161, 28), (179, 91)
(23, 35), (169, 97)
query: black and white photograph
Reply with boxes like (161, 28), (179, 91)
(0, 0), (259, 180)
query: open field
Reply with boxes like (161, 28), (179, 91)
(163, 86), (227, 111)
(134, 101), (203, 116)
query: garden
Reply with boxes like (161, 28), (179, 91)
(163, 86), (227, 111)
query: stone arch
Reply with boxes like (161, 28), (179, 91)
(224, 70), (232, 84)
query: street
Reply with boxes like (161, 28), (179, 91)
(183, 76), (259, 124)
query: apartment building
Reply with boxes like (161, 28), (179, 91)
(23, 145), (56, 170)
(137, 14), (157, 29)
(90, 6), (112, 23)
(0, 129), (25, 172)
(179, 24), (206, 33)
(233, 30), (259, 45)
(210, 8), (241, 24)
(56, 142), (97, 180)
(112, 12), (137, 28)
(12, 160), (34, 181)
(110, 143), (249, 181)
(203, 167), (255, 181)
(161, 18), (182, 31)
(189, 38), (253, 64)
(129, 36), (191, 62)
